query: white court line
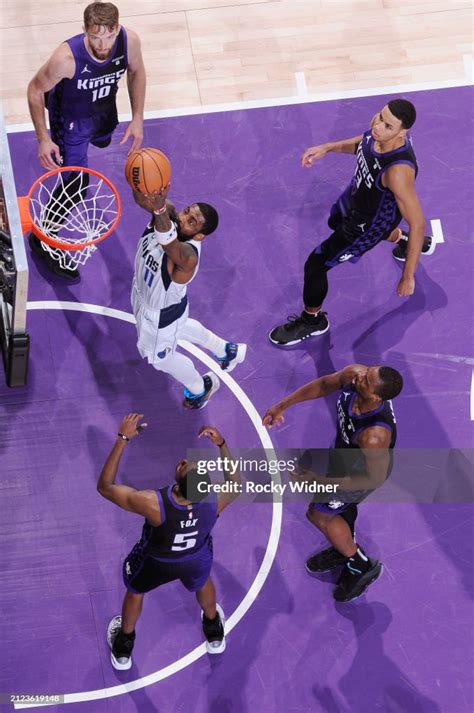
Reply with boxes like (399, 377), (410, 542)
(430, 219), (444, 245)
(16, 301), (282, 710)
(294, 71), (308, 97)
(471, 368), (474, 421)
(6, 77), (474, 133)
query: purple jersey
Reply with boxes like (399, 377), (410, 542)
(47, 28), (128, 120)
(140, 485), (218, 562)
(335, 383), (397, 450)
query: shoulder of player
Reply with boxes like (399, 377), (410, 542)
(338, 364), (366, 384)
(384, 162), (416, 192)
(41, 42), (75, 82)
(123, 27), (143, 63)
(357, 425), (392, 449)
(132, 488), (161, 523)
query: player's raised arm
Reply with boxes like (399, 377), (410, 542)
(199, 426), (241, 513)
(120, 28), (146, 153)
(27, 44), (75, 169)
(262, 365), (367, 428)
(97, 414), (161, 522)
(301, 133), (364, 167)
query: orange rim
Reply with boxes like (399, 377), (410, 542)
(18, 166), (122, 251)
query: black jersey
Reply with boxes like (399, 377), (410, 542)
(139, 485), (218, 562)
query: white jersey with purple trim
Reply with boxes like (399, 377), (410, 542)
(132, 222), (200, 313)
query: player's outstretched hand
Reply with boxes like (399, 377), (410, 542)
(198, 425), (225, 446)
(262, 404), (285, 429)
(120, 117), (144, 154)
(397, 274), (415, 297)
(38, 137), (62, 170)
(132, 186), (171, 213)
(301, 144), (328, 168)
(118, 413), (148, 440)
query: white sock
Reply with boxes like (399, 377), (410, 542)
(153, 351), (203, 394)
(180, 318), (227, 357)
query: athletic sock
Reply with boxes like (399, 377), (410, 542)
(303, 310), (321, 323)
(346, 547), (371, 575)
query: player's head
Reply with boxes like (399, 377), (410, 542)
(83, 2), (120, 60)
(175, 460), (210, 503)
(353, 366), (403, 401)
(176, 202), (219, 242)
(372, 99), (416, 143)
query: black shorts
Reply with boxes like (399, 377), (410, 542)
(314, 195), (400, 268)
(123, 540), (213, 594)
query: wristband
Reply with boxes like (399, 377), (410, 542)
(117, 432), (130, 442)
(154, 223), (177, 245)
(153, 205), (167, 215)
(217, 439), (225, 447)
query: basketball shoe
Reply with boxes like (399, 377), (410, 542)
(107, 616), (135, 670)
(201, 604), (226, 654)
(333, 559), (383, 602)
(216, 343), (247, 372)
(306, 547), (348, 574)
(392, 231), (435, 261)
(269, 311), (329, 346)
(183, 372), (220, 409)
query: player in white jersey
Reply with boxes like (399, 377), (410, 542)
(131, 187), (246, 409)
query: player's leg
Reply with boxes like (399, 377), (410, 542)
(133, 306), (220, 409)
(196, 577), (226, 654)
(269, 233), (345, 346)
(306, 504), (382, 602)
(180, 317), (247, 372)
(28, 120), (91, 280)
(180, 546), (225, 654)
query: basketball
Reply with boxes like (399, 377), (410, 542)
(124, 148), (172, 194)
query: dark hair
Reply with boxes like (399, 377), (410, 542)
(387, 99), (416, 129)
(84, 2), (119, 31)
(376, 367), (404, 401)
(196, 202), (219, 235)
(177, 467), (211, 503)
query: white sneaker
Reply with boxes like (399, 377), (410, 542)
(217, 343), (247, 372)
(107, 616), (133, 671)
(201, 603), (226, 654)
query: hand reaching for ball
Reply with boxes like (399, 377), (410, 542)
(132, 186), (171, 214)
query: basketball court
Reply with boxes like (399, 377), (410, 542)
(0, 2), (473, 712)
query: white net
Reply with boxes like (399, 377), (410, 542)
(29, 169), (119, 269)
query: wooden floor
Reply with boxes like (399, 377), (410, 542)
(0, 0), (472, 124)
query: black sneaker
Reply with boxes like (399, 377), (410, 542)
(107, 616), (135, 670)
(333, 559), (383, 602)
(28, 233), (80, 281)
(216, 342), (247, 372)
(183, 372), (220, 410)
(269, 311), (329, 346)
(392, 232), (435, 262)
(201, 604), (226, 654)
(306, 547), (348, 575)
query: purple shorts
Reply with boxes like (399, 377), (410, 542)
(123, 543), (213, 594)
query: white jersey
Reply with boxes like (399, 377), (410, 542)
(132, 222), (200, 326)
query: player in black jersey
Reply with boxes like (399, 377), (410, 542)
(97, 413), (240, 670)
(269, 98), (434, 346)
(262, 363), (403, 602)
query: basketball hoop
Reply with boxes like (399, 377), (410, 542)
(17, 166), (122, 269)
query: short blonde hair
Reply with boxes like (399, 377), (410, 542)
(83, 2), (119, 31)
